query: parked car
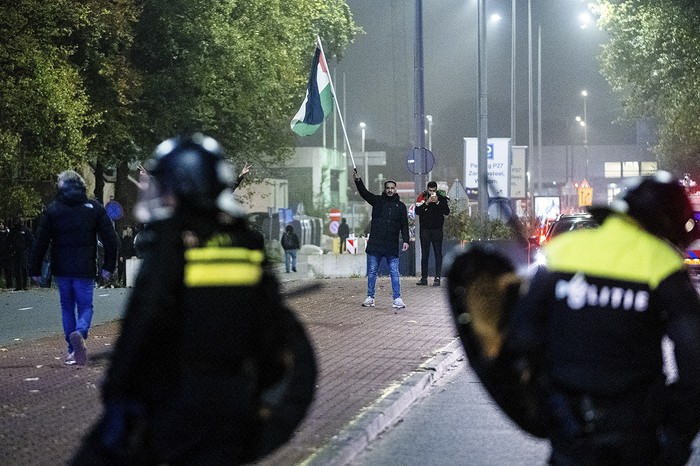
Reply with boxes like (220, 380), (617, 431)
(685, 238), (700, 281)
(542, 213), (599, 245)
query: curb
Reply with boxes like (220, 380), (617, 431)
(300, 339), (466, 466)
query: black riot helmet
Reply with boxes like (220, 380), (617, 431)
(135, 133), (243, 223)
(588, 171), (698, 248)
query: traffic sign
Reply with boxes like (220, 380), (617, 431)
(406, 147), (435, 175)
(578, 187), (593, 206)
(105, 200), (123, 220)
(329, 220), (340, 235)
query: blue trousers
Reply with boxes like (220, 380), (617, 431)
(285, 249), (297, 272)
(366, 253), (401, 299)
(55, 277), (95, 353)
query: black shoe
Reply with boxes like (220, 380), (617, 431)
(292, 268), (297, 272)
(433, 277), (441, 287)
(417, 279), (428, 286)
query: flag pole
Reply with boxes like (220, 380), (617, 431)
(316, 36), (357, 171)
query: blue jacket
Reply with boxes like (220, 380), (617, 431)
(355, 178), (409, 257)
(29, 179), (119, 278)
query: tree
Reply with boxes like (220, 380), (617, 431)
(0, 0), (360, 221)
(592, 0), (700, 174)
(130, 0), (359, 164)
(0, 0), (95, 217)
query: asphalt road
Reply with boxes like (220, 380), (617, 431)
(0, 287), (130, 347)
(349, 364), (550, 466)
(350, 363), (700, 466)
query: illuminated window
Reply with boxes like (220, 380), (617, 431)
(604, 162), (621, 178)
(640, 161), (657, 175)
(622, 161), (639, 177)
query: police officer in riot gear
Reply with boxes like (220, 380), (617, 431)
(72, 134), (316, 465)
(509, 171), (700, 465)
(449, 171), (700, 466)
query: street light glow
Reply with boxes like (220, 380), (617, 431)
(579, 12), (592, 29)
(581, 90), (588, 97)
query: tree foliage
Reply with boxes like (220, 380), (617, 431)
(0, 0), (95, 217)
(0, 0), (360, 220)
(591, 0), (700, 174)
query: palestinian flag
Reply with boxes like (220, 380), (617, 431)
(290, 46), (334, 136)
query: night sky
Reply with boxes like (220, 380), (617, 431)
(303, 0), (636, 183)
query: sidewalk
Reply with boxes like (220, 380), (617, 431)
(0, 272), (461, 465)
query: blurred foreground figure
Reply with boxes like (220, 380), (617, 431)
(449, 171), (700, 466)
(72, 134), (316, 465)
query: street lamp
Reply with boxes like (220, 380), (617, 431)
(359, 122), (367, 183)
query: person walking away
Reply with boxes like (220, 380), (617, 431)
(415, 181), (450, 286)
(118, 226), (135, 286)
(9, 217), (32, 291)
(0, 220), (12, 289)
(338, 217), (350, 254)
(281, 224), (300, 272)
(28, 170), (118, 366)
(70, 133), (316, 465)
(353, 171), (409, 309)
(505, 172), (700, 465)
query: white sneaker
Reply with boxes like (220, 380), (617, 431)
(362, 297), (375, 307)
(69, 331), (88, 366)
(392, 298), (406, 309)
(64, 352), (76, 365)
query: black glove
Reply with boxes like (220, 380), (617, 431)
(658, 428), (692, 466)
(101, 399), (147, 457)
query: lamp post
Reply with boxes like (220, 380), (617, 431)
(426, 114), (433, 152)
(581, 90), (589, 178)
(426, 115), (433, 181)
(359, 122), (367, 183)
(476, 0), (489, 218)
(581, 90), (588, 145)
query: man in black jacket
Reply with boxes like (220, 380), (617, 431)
(415, 181), (450, 286)
(29, 170), (118, 365)
(353, 171), (409, 309)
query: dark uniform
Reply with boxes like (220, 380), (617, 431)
(9, 218), (33, 290)
(72, 134), (316, 465)
(508, 174), (700, 465)
(448, 172), (700, 466)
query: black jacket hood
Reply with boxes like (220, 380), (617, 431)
(57, 179), (88, 205)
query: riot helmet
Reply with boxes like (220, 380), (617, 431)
(588, 171), (698, 248)
(135, 133), (243, 223)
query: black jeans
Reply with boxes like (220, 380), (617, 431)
(0, 255), (12, 288)
(12, 250), (28, 289)
(419, 228), (443, 280)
